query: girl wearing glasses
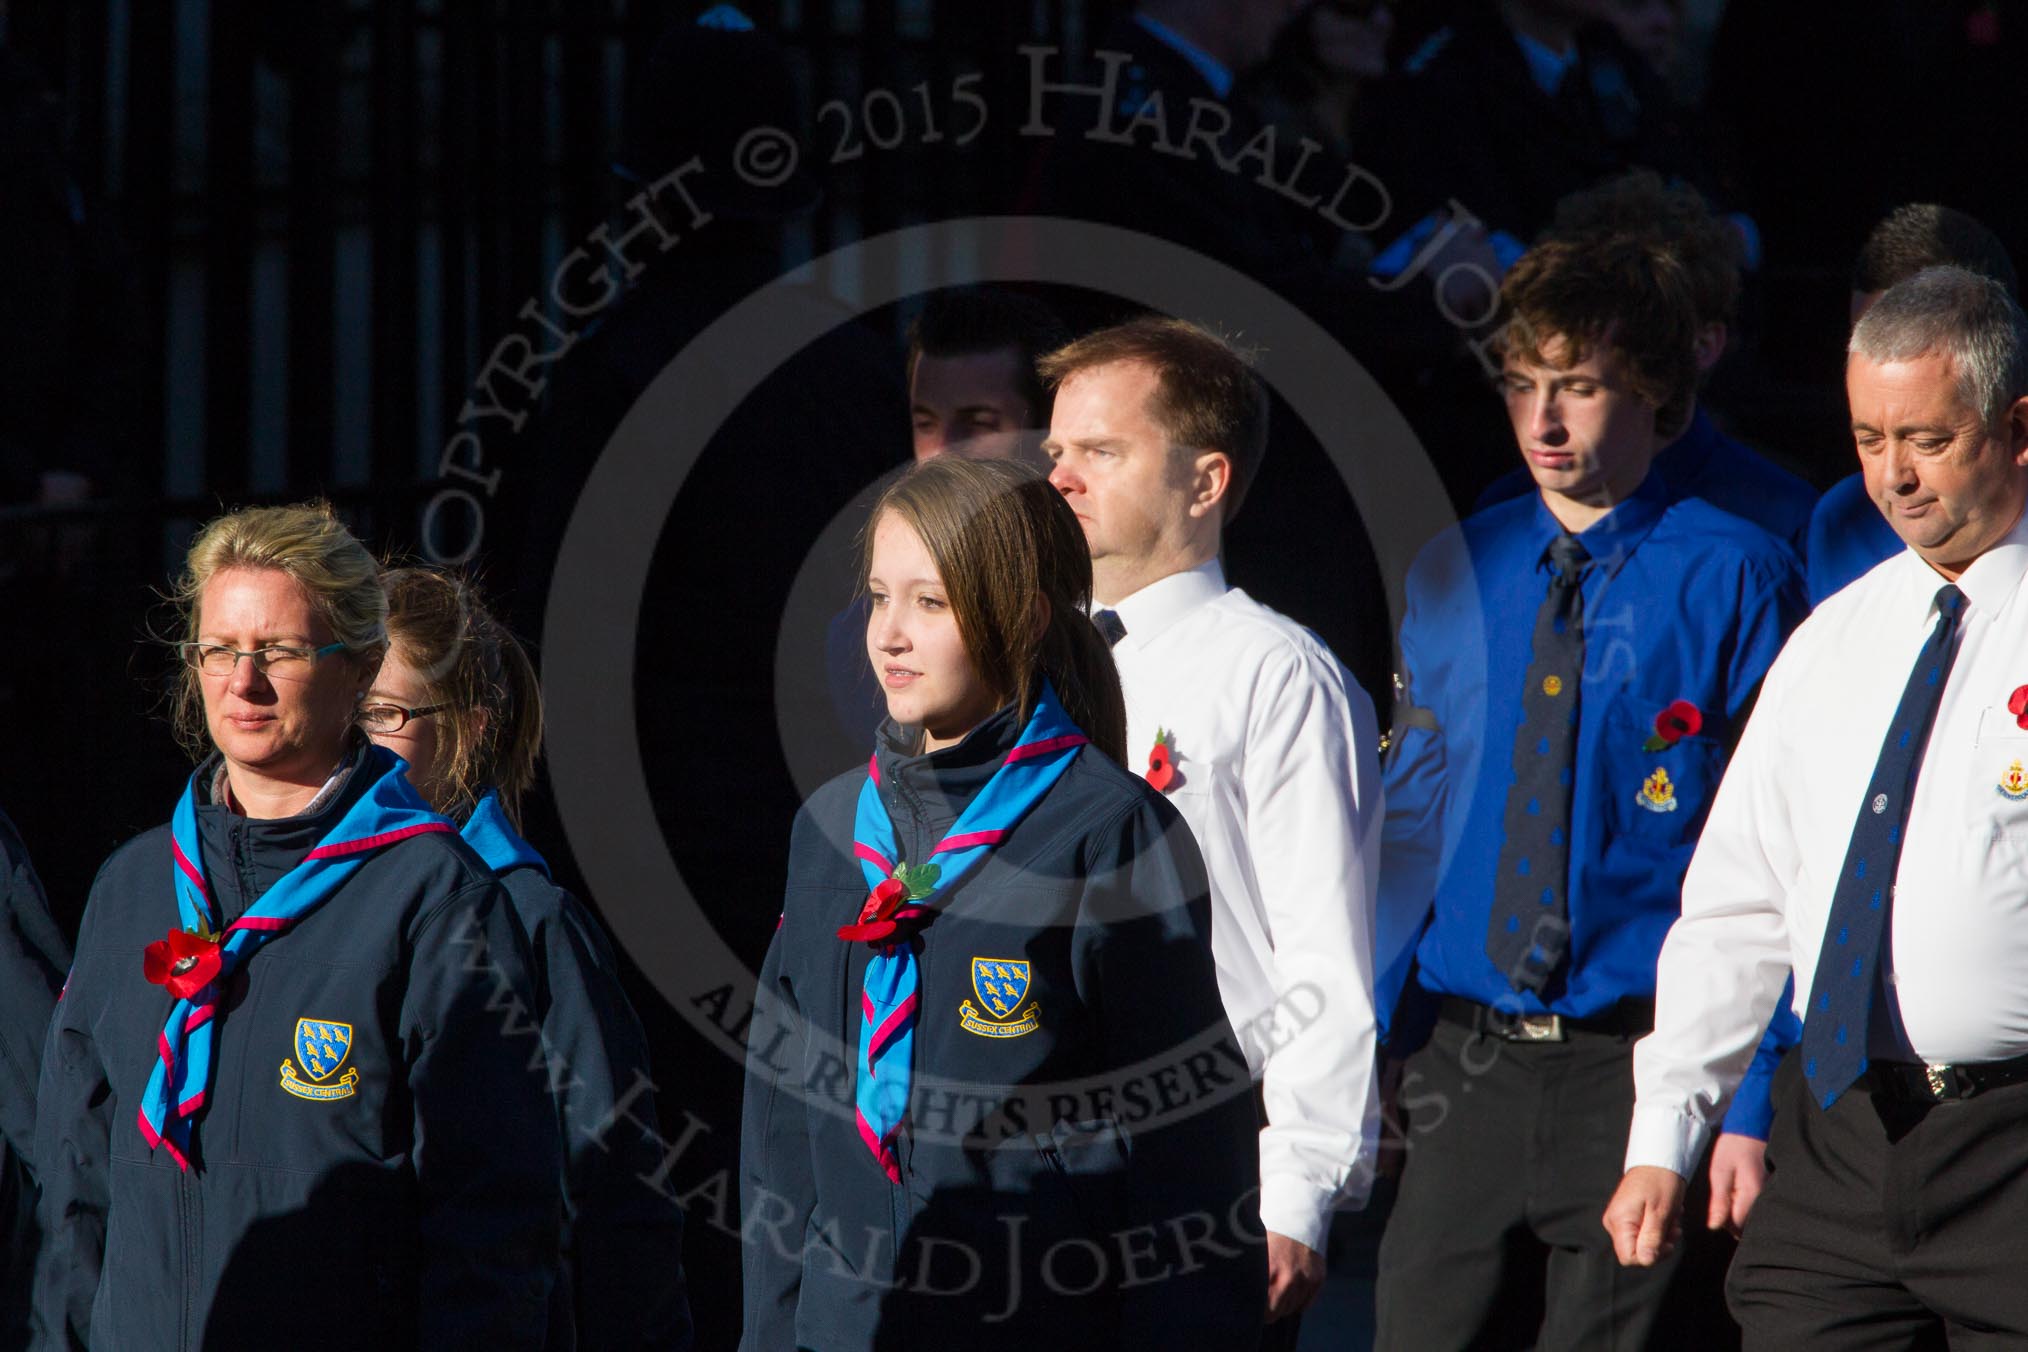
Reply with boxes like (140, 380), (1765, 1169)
(364, 565), (692, 1349)
(33, 502), (561, 1351)
(741, 457), (1263, 1349)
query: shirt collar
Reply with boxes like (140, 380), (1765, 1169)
(1133, 13), (1235, 99)
(1106, 559), (1227, 649)
(1653, 405), (1716, 488)
(207, 739), (361, 818)
(1923, 501), (2028, 616)
(1529, 470), (1669, 580)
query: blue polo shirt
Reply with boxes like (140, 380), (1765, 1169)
(1380, 474), (1805, 1094)
(1805, 470), (1903, 605)
(1477, 407), (1818, 558)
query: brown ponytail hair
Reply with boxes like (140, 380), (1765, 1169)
(866, 457), (1127, 765)
(380, 566), (544, 825)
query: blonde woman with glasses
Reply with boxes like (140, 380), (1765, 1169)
(32, 502), (561, 1352)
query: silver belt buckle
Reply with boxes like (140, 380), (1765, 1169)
(1511, 1013), (1566, 1043)
(1923, 1063), (1972, 1101)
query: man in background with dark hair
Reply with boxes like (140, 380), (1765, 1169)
(1043, 316), (1384, 1350)
(1376, 234), (1804, 1349)
(1478, 171), (1818, 556)
(906, 287), (1068, 463)
(1806, 204), (2020, 603)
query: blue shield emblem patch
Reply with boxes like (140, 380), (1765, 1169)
(294, 1019), (353, 1080)
(961, 958), (1039, 1038)
(282, 1018), (359, 1100)
(970, 959), (1030, 1019)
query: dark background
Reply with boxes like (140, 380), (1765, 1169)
(4, 2), (2027, 1348)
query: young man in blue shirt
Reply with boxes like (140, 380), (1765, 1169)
(1477, 171), (1817, 557)
(1375, 234), (1807, 1349)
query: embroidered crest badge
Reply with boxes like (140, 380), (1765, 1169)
(1636, 767), (1679, 813)
(280, 1018), (359, 1101)
(1999, 760), (2028, 801)
(1542, 675), (1564, 697)
(959, 957), (1039, 1038)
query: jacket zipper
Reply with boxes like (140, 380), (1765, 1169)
(231, 823), (259, 916)
(178, 1164), (197, 1350)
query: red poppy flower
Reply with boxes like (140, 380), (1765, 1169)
(143, 928), (222, 1001)
(1642, 700), (1704, 752)
(2011, 684), (2028, 729)
(837, 879), (912, 943)
(1145, 729), (1176, 793)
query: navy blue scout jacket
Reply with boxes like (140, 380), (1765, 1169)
(468, 797), (694, 1350)
(31, 749), (562, 1352)
(741, 708), (1266, 1351)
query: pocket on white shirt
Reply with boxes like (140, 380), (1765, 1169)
(1970, 706), (2028, 840)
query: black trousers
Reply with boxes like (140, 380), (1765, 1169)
(1729, 1054), (2028, 1349)
(1375, 1016), (1678, 1351)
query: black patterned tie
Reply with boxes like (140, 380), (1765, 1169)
(1486, 533), (1590, 993)
(1801, 584), (1965, 1108)
(1093, 609), (1127, 648)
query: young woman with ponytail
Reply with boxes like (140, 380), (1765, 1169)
(365, 567), (693, 1350)
(740, 457), (1264, 1350)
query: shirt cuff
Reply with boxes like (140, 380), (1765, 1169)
(1258, 1170), (1359, 1255)
(1623, 1103), (1712, 1180)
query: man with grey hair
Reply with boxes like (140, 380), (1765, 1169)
(1606, 265), (2028, 1344)
(1805, 204), (2020, 604)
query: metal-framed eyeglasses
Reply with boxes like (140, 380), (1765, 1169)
(178, 641), (349, 678)
(357, 701), (453, 734)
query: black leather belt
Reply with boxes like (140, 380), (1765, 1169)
(1864, 1054), (2028, 1103)
(1438, 995), (1654, 1044)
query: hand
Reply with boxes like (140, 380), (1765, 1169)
(1603, 1166), (1686, 1267)
(1265, 1231), (1326, 1322)
(1705, 1132), (1767, 1237)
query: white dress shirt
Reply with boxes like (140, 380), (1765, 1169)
(1630, 510), (2028, 1177)
(1106, 560), (1383, 1251)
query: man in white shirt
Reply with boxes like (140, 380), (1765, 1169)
(1608, 265), (2028, 1344)
(1040, 317), (1383, 1342)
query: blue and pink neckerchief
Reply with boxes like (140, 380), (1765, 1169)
(139, 746), (452, 1168)
(461, 788), (548, 878)
(849, 681), (1087, 1182)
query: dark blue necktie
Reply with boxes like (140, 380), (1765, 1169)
(1487, 533), (1590, 993)
(1093, 609), (1127, 648)
(1801, 584), (1965, 1108)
